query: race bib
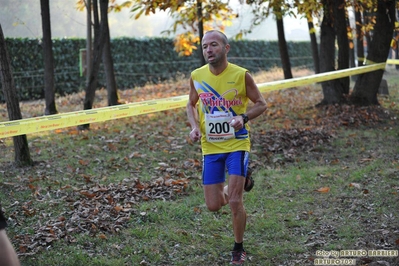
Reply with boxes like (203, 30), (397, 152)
(205, 113), (235, 142)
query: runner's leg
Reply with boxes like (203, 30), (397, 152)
(203, 183), (228, 212)
(202, 154), (228, 212)
(227, 174), (246, 243)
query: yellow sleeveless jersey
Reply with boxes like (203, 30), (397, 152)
(191, 63), (251, 155)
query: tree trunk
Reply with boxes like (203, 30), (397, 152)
(0, 24), (33, 166)
(318, 0), (344, 105)
(354, 0), (365, 67)
(40, 0), (58, 115)
(86, 0), (92, 86)
(347, 17), (356, 69)
(307, 15), (320, 74)
(335, 0), (350, 94)
(276, 7), (293, 79)
(102, 27), (119, 106)
(396, 35), (399, 70)
(348, 39), (356, 69)
(197, 0), (205, 66)
(396, 9), (399, 70)
(80, 0), (108, 130)
(350, 0), (396, 105)
(363, 10), (372, 54)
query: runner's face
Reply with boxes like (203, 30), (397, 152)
(202, 32), (228, 65)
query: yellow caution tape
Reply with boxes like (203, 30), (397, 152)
(356, 58), (399, 65)
(0, 95), (188, 138)
(0, 62), (391, 138)
(386, 59), (399, 65)
(258, 63), (386, 92)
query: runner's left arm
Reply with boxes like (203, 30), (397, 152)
(245, 72), (267, 120)
(186, 77), (201, 142)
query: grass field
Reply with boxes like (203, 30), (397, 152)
(1, 67), (399, 265)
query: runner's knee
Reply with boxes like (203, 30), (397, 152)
(228, 197), (244, 212)
(206, 202), (223, 212)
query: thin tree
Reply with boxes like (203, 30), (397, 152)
(354, 0), (365, 67)
(275, 4), (293, 79)
(335, 0), (350, 94)
(85, 0), (92, 88)
(246, 0), (293, 79)
(394, 9), (399, 70)
(77, 0), (119, 107)
(294, 0), (322, 74)
(307, 16), (320, 74)
(0, 24), (33, 166)
(196, 0), (205, 66)
(347, 17), (356, 69)
(79, 0), (108, 129)
(363, 9), (372, 53)
(40, 0), (58, 115)
(102, 14), (119, 106)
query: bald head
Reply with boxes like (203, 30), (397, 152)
(203, 30), (228, 45)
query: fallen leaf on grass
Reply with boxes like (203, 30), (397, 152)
(129, 152), (142, 158)
(80, 190), (96, 198)
(349, 182), (361, 189)
(317, 173), (332, 178)
(68, 129), (80, 135)
(78, 159), (90, 166)
(359, 158), (373, 163)
(114, 206), (123, 212)
(66, 165), (75, 173)
(252, 128), (334, 163)
(2, 182), (17, 186)
(314, 187), (330, 193)
(28, 184), (36, 191)
(107, 143), (118, 151)
(22, 207), (36, 217)
(13, 176), (189, 255)
(82, 174), (92, 183)
(142, 195), (150, 201)
(154, 177), (164, 185)
(19, 245), (27, 253)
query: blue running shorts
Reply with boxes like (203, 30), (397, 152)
(202, 151), (249, 185)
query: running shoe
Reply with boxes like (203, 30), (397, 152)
(244, 169), (254, 192)
(231, 250), (246, 265)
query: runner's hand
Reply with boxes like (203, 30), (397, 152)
(229, 117), (243, 130)
(190, 127), (201, 142)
